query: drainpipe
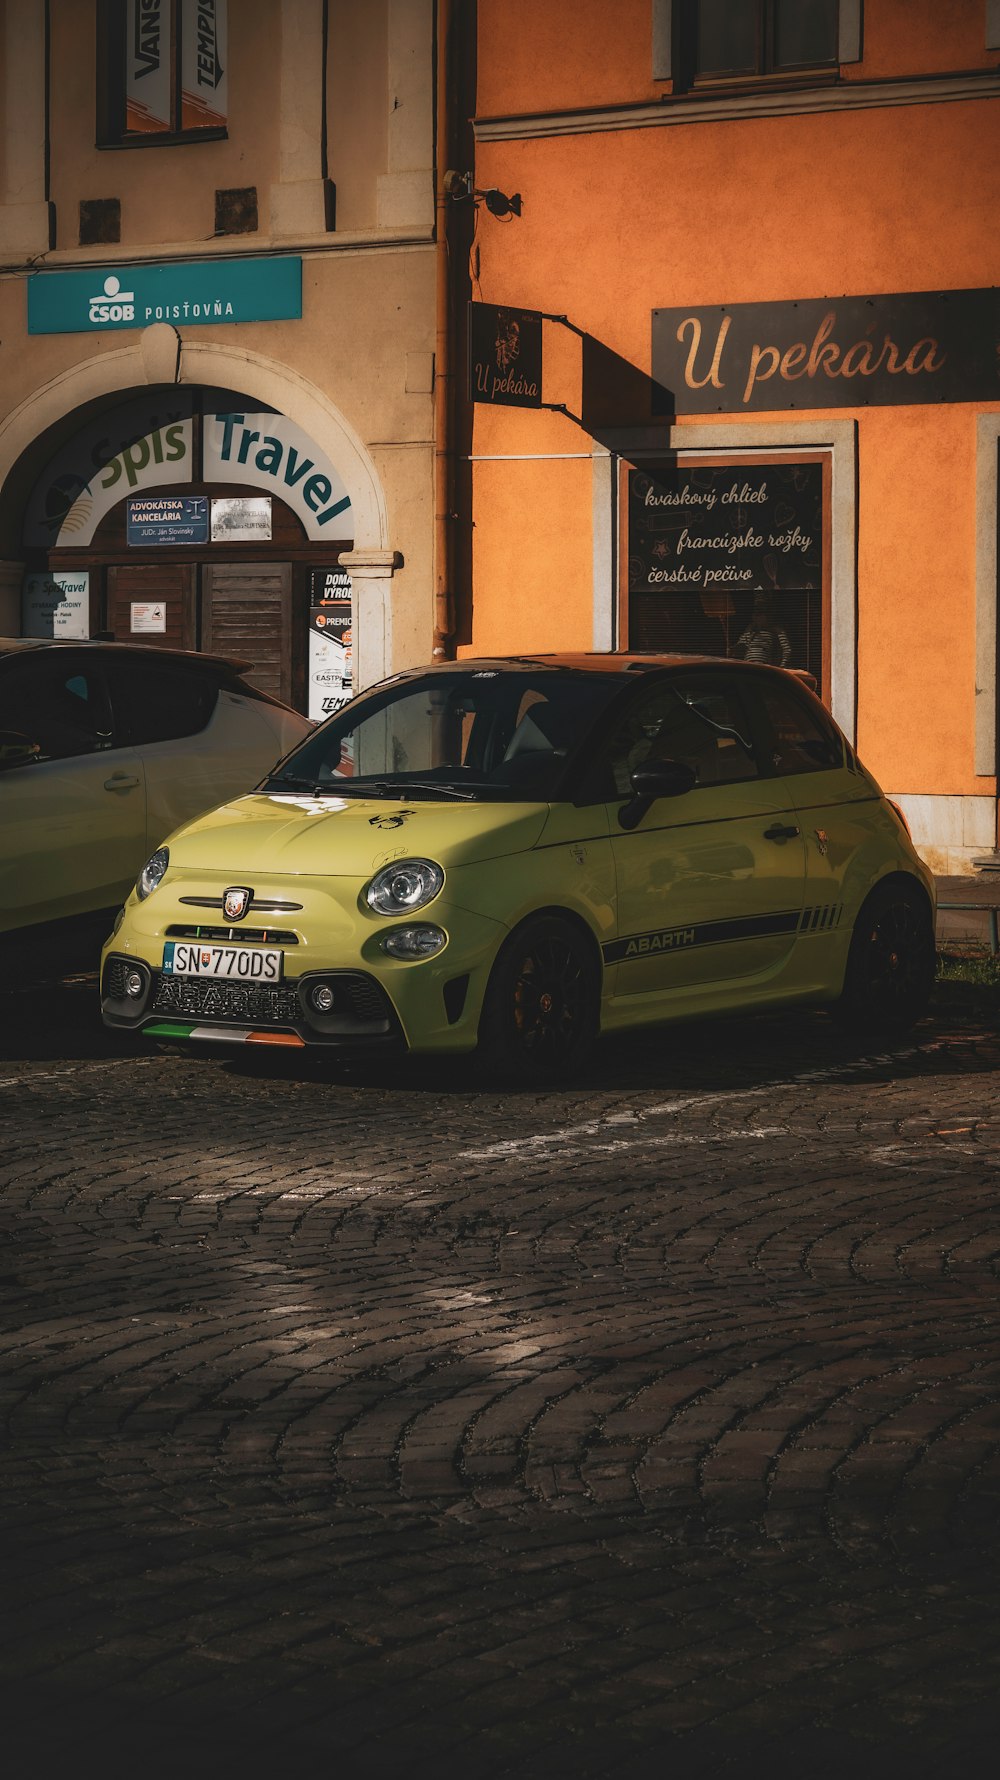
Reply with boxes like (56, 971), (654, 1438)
(432, 0), (455, 660)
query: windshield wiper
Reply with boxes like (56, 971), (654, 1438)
(267, 772), (361, 795)
(367, 778), (478, 801)
(267, 771), (324, 791)
(267, 771), (478, 801)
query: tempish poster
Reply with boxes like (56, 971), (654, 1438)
(181, 0), (227, 131)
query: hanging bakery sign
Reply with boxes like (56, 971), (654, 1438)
(468, 301), (543, 407)
(652, 288), (999, 414)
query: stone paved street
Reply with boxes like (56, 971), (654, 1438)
(2, 964), (1000, 1777)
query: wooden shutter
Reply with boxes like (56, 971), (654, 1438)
(107, 564), (195, 650)
(202, 562), (293, 703)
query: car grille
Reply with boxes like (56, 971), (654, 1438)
(345, 976), (393, 1021)
(103, 956), (130, 1000)
(178, 896), (303, 912)
(153, 976), (300, 1025)
(151, 971), (395, 1030)
(164, 924), (299, 945)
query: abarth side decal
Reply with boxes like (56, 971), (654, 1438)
(603, 908), (801, 964)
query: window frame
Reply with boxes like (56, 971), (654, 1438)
(96, 0), (228, 152)
(654, 1), (862, 93)
(618, 452), (834, 709)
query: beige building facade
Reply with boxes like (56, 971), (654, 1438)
(0, 0), (446, 711)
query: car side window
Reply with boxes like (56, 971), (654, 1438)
(579, 674), (759, 803)
(107, 657), (218, 745)
(0, 655), (114, 764)
(750, 681), (844, 775)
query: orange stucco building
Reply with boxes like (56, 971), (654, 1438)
(461, 0), (1000, 873)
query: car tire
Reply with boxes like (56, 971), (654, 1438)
(477, 914), (600, 1086)
(834, 878), (935, 1034)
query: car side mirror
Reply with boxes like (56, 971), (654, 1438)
(0, 730), (40, 771)
(618, 758), (696, 830)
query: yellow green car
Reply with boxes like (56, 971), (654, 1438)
(101, 654), (936, 1079)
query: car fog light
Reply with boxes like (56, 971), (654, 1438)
(380, 924), (447, 960)
(124, 969), (145, 998)
(309, 983), (336, 1014)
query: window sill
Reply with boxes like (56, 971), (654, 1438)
(97, 129), (229, 151)
(682, 69), (840, 98)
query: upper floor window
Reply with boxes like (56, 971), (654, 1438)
(97, 0), (228, 147)
(673, 0), (842, 88)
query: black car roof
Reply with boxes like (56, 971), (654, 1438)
(383, 652), (818, 691)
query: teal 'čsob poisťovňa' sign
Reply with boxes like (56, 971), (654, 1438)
(27, 256), (302, 335)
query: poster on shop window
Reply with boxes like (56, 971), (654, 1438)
(22, 571), (90, 638)
(308, 571), (352, 721)
(181, 1), (228, 131)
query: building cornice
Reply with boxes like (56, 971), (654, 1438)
(474, 71), (1000, 142)
(0, 225), (435, 279)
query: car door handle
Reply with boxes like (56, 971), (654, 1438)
(763, 823), (800, 842)
(104, 773), (141, 791)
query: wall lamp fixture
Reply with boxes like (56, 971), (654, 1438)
(443, 170), (521, 217)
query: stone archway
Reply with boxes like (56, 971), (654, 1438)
(0, 330), (400, 688)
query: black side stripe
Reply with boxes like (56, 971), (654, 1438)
(604, 902), (844, 965)
(603, 908), (801, 964)
(799, 903), (844, 934)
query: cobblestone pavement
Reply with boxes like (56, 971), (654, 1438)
(2, 965), (1000, 1777)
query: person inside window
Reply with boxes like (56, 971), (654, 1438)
(733, 593), (792, 668)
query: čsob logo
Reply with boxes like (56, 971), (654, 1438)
(89, 275), (135, 325)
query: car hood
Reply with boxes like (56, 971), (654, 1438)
(166, 791), (550, 875)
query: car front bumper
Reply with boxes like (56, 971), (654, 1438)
(100, 885), (507, 1053)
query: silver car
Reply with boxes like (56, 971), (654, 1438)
(0, 638), (311, 941)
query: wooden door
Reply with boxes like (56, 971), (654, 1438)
(107, 564), (195, 650)
(202, 562), (293, 703)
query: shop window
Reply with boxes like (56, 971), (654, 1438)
(622, 458), (830, 700)
(97, 0), (228, 148)
(655, 1), (859, 88)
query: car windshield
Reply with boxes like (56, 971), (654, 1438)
(264, 669), (629, 800)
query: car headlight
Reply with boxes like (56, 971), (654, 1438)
(137, 846), (169, 901)
(365, 858), (444, 916)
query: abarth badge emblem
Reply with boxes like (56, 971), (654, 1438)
(814, 829), (829, 857)
(223, 886), (253, 921)
(368, 810), (415, 830)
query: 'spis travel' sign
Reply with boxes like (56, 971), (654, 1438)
(652, 288), (999, 414)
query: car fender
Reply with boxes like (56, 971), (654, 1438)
(444, 840), (617, 1005)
